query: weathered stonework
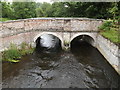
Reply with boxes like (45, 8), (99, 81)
(1, 18), (103, 38)
(96, 35), (120, 75)
(0, 18), (103, 50)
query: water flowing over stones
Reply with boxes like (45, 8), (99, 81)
(2, 38), (120, 88)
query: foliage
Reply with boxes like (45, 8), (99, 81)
(20, 42), (34, 55)
(2, 42), (34, 63)
(2, 43), (21, 62)
(36, 8), (44, 17)
(1, 2), (119, 19)
(0, 18), (12, 22)
(1, 2), (14, 19)
(99, 20), (113, 31)
(35, 2), (119, 19)
(108, 3), (119, 19)
(36, 2), (52, 17)
(12, 2), (36, 19)
(99, 19), (119, 44)
(50, 2), (68, 17)
(100, 29), (119, 44)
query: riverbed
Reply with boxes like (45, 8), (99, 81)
(2, 41), (120, 88)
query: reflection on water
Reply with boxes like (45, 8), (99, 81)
(2, 36), (120, 88)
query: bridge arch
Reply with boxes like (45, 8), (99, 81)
(33, 32), (64, 48)
(70, 33), (96, 47)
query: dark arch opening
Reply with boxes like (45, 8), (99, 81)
(35, 34), (62, 53)
(70, 35), (95, 51)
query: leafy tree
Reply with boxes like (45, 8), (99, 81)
(108, 2), (119, 19)
(40, 2), (52, 17)
(36, 8), (44, 17)
(36, 2), (42, 8)
(1, 2), (14, 19)
(0, 2), (2, 18)
(12, 1), (36, 19)
(1, 1), (119, 20)
(50, 2), (66, 17)
(48, 2), (119, 19)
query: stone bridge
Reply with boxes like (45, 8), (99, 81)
(0, 18), (103, 51)
(0, 18), (120, 75)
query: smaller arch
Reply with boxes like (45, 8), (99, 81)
(70, 33), (96, 47)
(34, 32), (64, 48)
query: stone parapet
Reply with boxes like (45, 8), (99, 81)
(1, 18), (103, 38)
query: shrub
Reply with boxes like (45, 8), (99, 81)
(99, 19), (119, 44)
(99, 20), (113, 31)
(2, 43), (34, 63)
(20, 42), (34, 55)
(2, 43), (21, 62)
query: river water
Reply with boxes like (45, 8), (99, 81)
(2, 35), (120, 88)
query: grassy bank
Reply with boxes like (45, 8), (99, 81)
(0, 18), (13, 22)
(99, 19), (119, 44)
(2, 42), (35, 63)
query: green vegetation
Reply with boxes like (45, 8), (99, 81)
(12, 2), (36, 19)
(2, 42), (34, 63)
(20, 42), (34, 55)
(100, 29), (119, 44)
(0, 1), (119, 20)
(2, 43), (21, 62)
(99, 19), (119, 44)
(0, 18), (12, 22)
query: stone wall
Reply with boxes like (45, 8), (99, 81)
(0, 18), (103, 51)
(0, 31), (97, 52)
(96, 35), (120, 75)
(0, 18), (103, 38)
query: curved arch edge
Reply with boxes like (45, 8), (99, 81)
(33, 32), (64, 48)
(70, 33), (97, 47)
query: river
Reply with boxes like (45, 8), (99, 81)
(2, 34), (120, 88)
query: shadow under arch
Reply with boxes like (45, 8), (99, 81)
(34, 32), (64, 48)
(70, 34), (95, 49)
(70, 34), (95, 47)
(35, 33), (62, 52)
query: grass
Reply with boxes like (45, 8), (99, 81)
(2, 43), (21, 62)
(99, 19), (119, 44)
(20, 42), (34, 55)
(2, 42), (35, 63)
(0, 18), (12, 22)
(100, 29), (119, 43)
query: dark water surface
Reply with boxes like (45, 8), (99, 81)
(2, 41), (120, 88)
